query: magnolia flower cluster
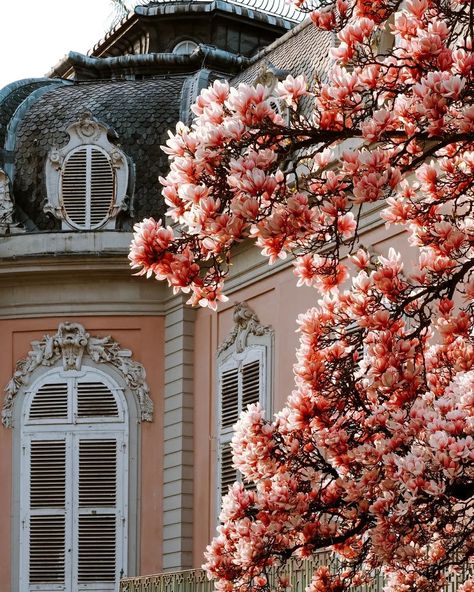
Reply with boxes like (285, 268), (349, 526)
(129, 0), (474, 590)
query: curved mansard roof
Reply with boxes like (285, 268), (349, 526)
(0, 7), (333, 235)
(10, 77), (186, 231)
(232, 20), (333, 86)
(0, 79), (65, 151)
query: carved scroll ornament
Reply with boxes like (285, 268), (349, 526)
(2, 322), (153, 427)
(217, 302), (273, 356)
(0, 169), (15, 231)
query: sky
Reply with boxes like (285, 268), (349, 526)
(0, 0), (119, 90)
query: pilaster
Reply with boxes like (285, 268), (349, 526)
(162, 297), (195, 570)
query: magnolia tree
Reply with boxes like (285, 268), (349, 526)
(130, 0), (474, 590)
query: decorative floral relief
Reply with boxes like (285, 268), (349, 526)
(2, 322), (153, 427)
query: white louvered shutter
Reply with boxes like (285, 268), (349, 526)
(77, 438), (119, 587)
(217, 349), (264, 505)
(218, 365), (239, 499)
(241, 359), (260, 411)
(61, 146), (115, 230)
(76, 381), (119, 419)
(21, 370), (128, 592)
(28, 439), (67, 587)
(28, 382), (69, 422)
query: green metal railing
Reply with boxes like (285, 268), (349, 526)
(121, 568), (215, 592)
(120, 554), (473, 592)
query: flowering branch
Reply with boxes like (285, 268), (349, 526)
(130, 0), (474, 590)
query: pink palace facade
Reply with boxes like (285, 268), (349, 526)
(0, 2), (421, 591)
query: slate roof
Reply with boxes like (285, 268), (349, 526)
(12, 77), (186, 231)
(8, 22), (333, 233)
(0, 80), (59, 156)
(232, 20), (333, 86)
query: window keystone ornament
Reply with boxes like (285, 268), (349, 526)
(2, 322), (153, 427)
(217, 302), (273, 356)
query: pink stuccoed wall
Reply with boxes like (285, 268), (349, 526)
(192, 224), (418, 566)
(0, 315), (165, 589)
(192, 264), (317, 565)
(0, 224), (420, 583)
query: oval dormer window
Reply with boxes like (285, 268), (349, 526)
(61, 146), (115, 230)
(45, 113), (129, 231)
(172, 40), (198, 55)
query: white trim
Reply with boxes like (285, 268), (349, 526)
(172, 40), (198, 55)
(215, 303), (274, 519)
(20, 367), (129, 592)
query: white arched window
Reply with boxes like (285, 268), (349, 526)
(20, 367), (128, 592)
(172, 40), (198, 55)
(45, 112), (129, 231)
(3, 322), (153, 592)
(216, 303), (273, 513)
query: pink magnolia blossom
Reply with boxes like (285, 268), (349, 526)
(130, 1), (474, 590)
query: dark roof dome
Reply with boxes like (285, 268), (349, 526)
(12, 77), (186, 231)
(0, 0), (308, 234)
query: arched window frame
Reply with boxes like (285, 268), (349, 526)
(215, 302), (274, 518)
(4, 322), (152, 591)
(172, 40), (199, 55)
(19, 365), (130, 592)
(44, 112), (130, 231)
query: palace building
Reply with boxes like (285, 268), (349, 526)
(0, 2), (412, 591)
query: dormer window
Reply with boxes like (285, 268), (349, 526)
(172, 40), (198, 55)
(45, 112), (129, 231)
(61, 146), (115, 230)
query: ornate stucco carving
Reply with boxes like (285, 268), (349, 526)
(255, 63), (290, 125)
(217, 302), (274, 356)
(0, 169), (16, 232)
(255, 61), (291, 90)
(44, 112), (130, 229)
(2, 322), (153, 427)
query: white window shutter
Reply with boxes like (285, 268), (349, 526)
(28, 382), (69, 422)
(76, 381), (119, 419)
(28, 439), (67, 586)
(220, 367), (239, 429)
(241, 358), (261, 410)
(61, 146), (115, 230)
(78, 439), (118, 584)
(79, 439), (117, 507)
(62, 148), (88, 227)
(219, 441), (238, 496)
(217, 347), (266, 507)
(89, 147), (115, 227)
